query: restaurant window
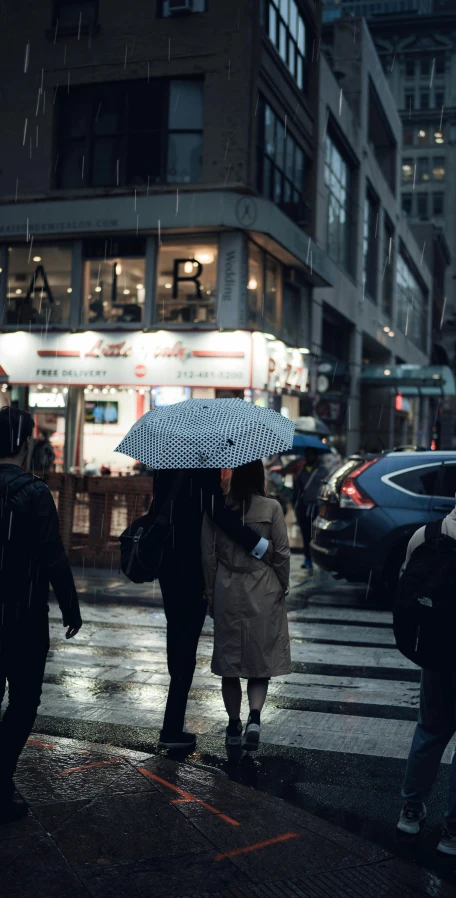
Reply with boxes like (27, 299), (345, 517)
(435, 90), (445, 108)
(402, 193), (412, 215)
(396, 252), (427, 350)
(363, 189), (379, 301)
(417, 193), (428, 218)
(82, 238), (146, 325)
(417, 157), (430, 181)
(382, 215), (394, 318)
(433, 192), (444, 215)
(420, 92), (429, 110)
(402, 158), (414, 182)
(247, 242), (263, 327)
(324, 133), (352, 273)
(432, 157), (445, 180)
(263, 0), (306, 89)
(257, 98), (306, 213)
(6, 244), (72, 326)
(55, 78), (203, 189)
(404, 91), (414, 110)
(282, 284), (299, 345)
(52, 0), (98, 30)
(156, 239), (218, 325)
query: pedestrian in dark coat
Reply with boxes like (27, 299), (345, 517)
(294, 448), (327, 570)
(0, 407), (82, 824)
(153, 467), (271, 750)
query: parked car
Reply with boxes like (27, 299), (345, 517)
(311, 451), (456, 601)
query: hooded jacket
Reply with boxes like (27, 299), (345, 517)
(0, 464), (80, 629)
(404, 507), (456, 568)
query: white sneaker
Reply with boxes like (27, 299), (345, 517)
(437, 824), (456, 855)
(242, 715), (260, 752)
(397, 801), (427, 834)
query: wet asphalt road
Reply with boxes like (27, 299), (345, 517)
(35, 557), (456, 887)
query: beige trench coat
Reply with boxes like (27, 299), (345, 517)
(201, 495), (291, 679)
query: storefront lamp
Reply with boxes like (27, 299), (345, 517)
(37, 384), (43, 390)
(165, 283), (172, 289)
(33, 256), (41, 262)
(15, 289), (21, 294)
(384, 369), (391, 376)
(389, 331), (395, 337)
(383, 326), (390, 333)
(195, 252), (214, 265)
(63, 388), (68, 394)
(136, 284), (144, 290)
(184, 261), (194, 274)
(95, 286), (102, 292)
(248, 278), (258, 290)
(123, 289), (130, 295)
(116, 264), (122, 275)
(0, 268), (3, 273)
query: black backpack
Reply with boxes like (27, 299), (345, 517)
(393, 519), (456, 671)
(0, 471), (36, 575)
(119, 471), (186, 584)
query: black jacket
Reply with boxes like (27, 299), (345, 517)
(0, 465), (80, 628)
(153, 468), (262, 575)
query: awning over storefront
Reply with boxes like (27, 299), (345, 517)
(361, 365), (456, 397)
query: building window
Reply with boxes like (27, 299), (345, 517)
(282, 284), (299, 345)
(247, 242), (280, 332)
(417, 157), (430, 181)
(324, 134), (352, 273)
(402, 158), (414, 182)
(158, 0), (206, 15)
(6, 244), (72, 326)
(55, 79), (203, 189)
(417, 193), (428, 218)
(404, 91), (414, 110)
(257, 98), (306, 214)
(156, 239), (218, 325)
(248, 243), (263, 328)
(382, 215), (394, 318)
(435, 91), (445, 109)
(420, 92), (429, 109)
(263, 0), (306, 89)
(432, 157), (445, 180)
(405, 59), (415, 77)
(396, 252), (427, 350)
(363, 190), (379, 301)
(420, 59), (430, 77)
(264, 253), (279, 330)
(403, 127), (414, 146)
(433, 192), (444, 216)
(82, 238), (145, 325)
(402, 193), (413, 215)
(52, 0), (98, 30)
(417, 128), (428, 145)
(435, 56), (445, 75)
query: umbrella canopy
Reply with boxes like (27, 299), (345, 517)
(292, 434), (331, 452)
(294, 415), (330, 436)
(115, 398), (295, 470)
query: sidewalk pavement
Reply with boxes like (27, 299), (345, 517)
(3, 733), (452, 898)
(70, 555), (357, 607)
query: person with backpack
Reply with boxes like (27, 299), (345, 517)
(31, 430), (55, 474)
(145, 467), (273, 751)
(0, 407), (82, 823)
(201, 460), (291, 756)
(294, 448), (327, 570)
(394, 507), (456, 854)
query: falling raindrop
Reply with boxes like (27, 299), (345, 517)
(175, 189), (179, 215)
(22, 118), (28, 146)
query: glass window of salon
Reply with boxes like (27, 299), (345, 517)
(82, 237), (146, 325)
(156, 241), (217, 324)
(6, 244), (72, 326)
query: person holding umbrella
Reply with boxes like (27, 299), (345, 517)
(116, 399), (294, 751)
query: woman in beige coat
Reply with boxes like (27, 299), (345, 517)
(201, 459), (291, 754)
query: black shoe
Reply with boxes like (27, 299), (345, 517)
(0, 793), (28, 824)
(242, 714), (261, 752)
(158, 731), (197, 750)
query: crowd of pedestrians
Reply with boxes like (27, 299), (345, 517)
(0, 403), (456, 859)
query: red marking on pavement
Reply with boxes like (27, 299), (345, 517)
(27, 738), (54, 750)
(37, 350), (81, 357)
(137, 768), (239, 827)
(58, 758), (123, 776)
(214, 832), (300, 861)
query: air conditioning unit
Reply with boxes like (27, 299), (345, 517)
(168, 0), (193, 13)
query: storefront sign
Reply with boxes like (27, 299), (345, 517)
(29, 391), (66, 409)
(217, 232), (247, 329)
(0, 330), (309, 394)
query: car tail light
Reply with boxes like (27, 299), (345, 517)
(339, 459), (378, 509)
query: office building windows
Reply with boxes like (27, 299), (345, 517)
(363, 189), (379, 301)
(257, 98), (306, 213)
(397, 252), (427, 350)
(433, 193), (444, 216)
(263, 0), (306, 89)
(402, 193), (413, 215)
(324, 134), (353, 273)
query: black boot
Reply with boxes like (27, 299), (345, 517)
(0, 781), (28, 824)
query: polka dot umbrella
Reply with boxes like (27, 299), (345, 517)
(115, 398), (294, 469)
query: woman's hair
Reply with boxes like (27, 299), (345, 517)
(230, 459), (265, 513)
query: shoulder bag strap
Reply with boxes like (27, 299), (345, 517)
(424, 518), (443, 542)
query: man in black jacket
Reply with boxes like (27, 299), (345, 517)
(153, 467), (271, 750)
(0, 407), (82, 823)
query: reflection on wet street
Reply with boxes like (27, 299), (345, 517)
(35, 557), (456, 885)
